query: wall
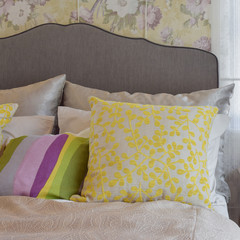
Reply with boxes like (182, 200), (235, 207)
(0, 0), (211, 50)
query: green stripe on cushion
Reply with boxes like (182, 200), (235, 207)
(44, 136), (89, 199)
(59, 137), (89, 199)
(0, 136), (27, 173)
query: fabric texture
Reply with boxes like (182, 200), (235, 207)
(0, 103), (18, 148)
(2, 115), (55, 147)
(58, 106), (91, 134)
(0, 75), (66, 116)
(64, 82), (234, 201)
(81, 97), (218, 208)
(0, 134), (89, 200)
(1, 196), (239, 240)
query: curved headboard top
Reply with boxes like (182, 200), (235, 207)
(0, 23), (218, 94)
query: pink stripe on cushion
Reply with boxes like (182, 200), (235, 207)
(13, 135), (58, 196)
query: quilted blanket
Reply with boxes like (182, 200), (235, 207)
(0, 196), (239, 240)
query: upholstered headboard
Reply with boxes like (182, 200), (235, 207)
(0, 23), (218, 93)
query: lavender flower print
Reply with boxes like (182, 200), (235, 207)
(160, 27), (173, 42)
(79, 6), (93, 24)
(7, 1), (31, 26)
(186, 0), (211, 16)
(193, 36), (211, 51)
(70, 10), (78, 22)
(0, 0), (13, 17)
(137, 5), (162, 30)
(173, 38), (183, 46)
(28, 0), (49, 6)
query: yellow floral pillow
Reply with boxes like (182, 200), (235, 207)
(0, 103), (18, 147)
(78, 97), (218, 208)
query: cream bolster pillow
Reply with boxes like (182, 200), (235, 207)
(77, 97), (218, 209)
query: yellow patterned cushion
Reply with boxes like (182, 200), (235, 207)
(0, 103), (18, 147)
(80, 97), (218, 208)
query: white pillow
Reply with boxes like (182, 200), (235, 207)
(58, 106), (91, 134)
(57, 106), (229, 205)
(2, 115), (55, 146)
(208, 115), (229, 203)
(74, 128), (90, 138)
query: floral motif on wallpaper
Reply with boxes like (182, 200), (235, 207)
(0, 0), (211, 51)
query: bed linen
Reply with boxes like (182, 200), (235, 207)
(212, 193), (229, 218)
(0, 196), (239, 240)
(59, 195), (230, 219)
(42, 192), (230, 219)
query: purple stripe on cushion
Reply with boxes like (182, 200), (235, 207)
(13, 135), (59, 196)
(30, 134), (68, 197)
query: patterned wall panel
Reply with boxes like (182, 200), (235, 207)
(0, 0), (211, 50)
(0, 0), (78, 37)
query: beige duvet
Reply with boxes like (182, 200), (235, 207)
(0, 196), (239, 240)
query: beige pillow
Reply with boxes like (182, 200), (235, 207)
(58, 106), (91, 134)
(74, 128), (90, 138)
(63, 82), (233, 115)
(2, 115), (55, 146)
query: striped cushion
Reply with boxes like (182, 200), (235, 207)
(0, 134), (89, 199)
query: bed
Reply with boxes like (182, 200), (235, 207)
(0, 23), (239, 239)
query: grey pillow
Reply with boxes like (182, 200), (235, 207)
(63, 81), (235, 201)
(0, 75), (66, 116)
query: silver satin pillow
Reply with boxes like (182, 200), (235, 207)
(0, 75), (66, 116)
(63, 82), (235, 201)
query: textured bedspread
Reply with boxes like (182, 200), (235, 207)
(0, 196), (239, 240)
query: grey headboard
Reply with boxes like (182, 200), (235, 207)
(0, 23), (218, 94)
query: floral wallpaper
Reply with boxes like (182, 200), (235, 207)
(0, 0), (211, 51)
